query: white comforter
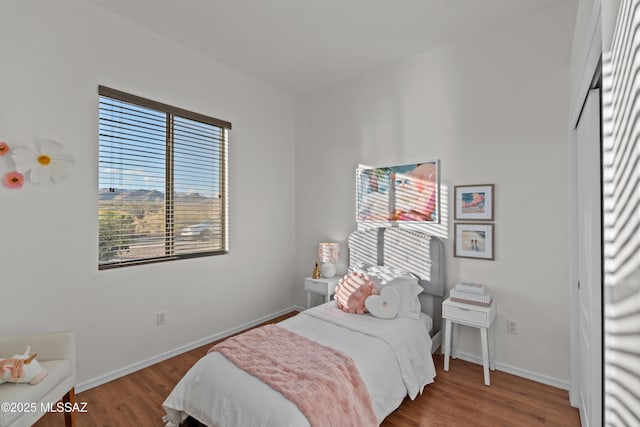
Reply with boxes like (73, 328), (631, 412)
(163, 302), (436, 427)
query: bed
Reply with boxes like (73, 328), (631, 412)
(163, 227), (446, 427)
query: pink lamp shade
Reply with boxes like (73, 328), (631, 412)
(318, 242), (339, 278)
(318, 242), (340, 263)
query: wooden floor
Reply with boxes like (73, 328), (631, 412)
(35, 312), (579, 427)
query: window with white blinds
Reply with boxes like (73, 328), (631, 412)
(98, 86), (230, 269)
(602, 0), (640, 424)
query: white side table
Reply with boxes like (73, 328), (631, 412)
(304, 277), (338, 308)
(442, 297), (497, 386)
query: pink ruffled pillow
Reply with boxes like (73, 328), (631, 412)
(335, 272), (378, 314)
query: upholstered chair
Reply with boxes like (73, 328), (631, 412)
(0, 331), (76, 427)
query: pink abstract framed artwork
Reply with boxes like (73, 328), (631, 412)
(356, 160), (440, 223)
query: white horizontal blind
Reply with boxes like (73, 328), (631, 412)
(98, 86), (230, 269)
(602, 0), (640, 424)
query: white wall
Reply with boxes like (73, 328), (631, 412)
(295, 2), (577, 385)
(0, 0), (296, 386)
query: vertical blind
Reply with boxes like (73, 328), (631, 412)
(602, 0), (640, 424)
(98, 86), (231, 269)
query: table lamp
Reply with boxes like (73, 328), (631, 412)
(318, 242), (340, 278)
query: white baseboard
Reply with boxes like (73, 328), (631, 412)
(76, 305), (300, 393)
(451, 351), (570, 391)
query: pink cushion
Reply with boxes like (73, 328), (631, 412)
(335, 272), (378, 314)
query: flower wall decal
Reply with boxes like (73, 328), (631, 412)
(12, 140), (75, 184)
(3, 171), (24, 189)
(0, 139), (74, 190)
(0, 142), (9, 156)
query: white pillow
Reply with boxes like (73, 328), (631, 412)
(363, 265), (420, 286)
(351, 261), (376, 270)
(365, 287), (400, 319)
(387, 277), (423, 317)
(352, 266), (423, 317)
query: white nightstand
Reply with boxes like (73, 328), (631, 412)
(304, 277), (338, 308)
(442, 297), (497, 386)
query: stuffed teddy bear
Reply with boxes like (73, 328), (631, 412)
(0, 346), (48, 385)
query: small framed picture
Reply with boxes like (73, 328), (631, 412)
(454, 223), (495, 260)
(454, 184), (494, 221)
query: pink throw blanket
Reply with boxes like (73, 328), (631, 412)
(209, 324), (377, 427)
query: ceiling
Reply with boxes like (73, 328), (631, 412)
(83, 0), (566, 97)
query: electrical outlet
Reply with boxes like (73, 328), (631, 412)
(156, 311), (166, 326)
(507, 319), (518, 334)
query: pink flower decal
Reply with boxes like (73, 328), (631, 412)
(0, 142), (9, 156)
(3, 171), (24, 189)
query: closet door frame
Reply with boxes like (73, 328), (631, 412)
(567, 0), (603, 414)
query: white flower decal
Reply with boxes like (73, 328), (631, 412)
(12, 140), (75, 184)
